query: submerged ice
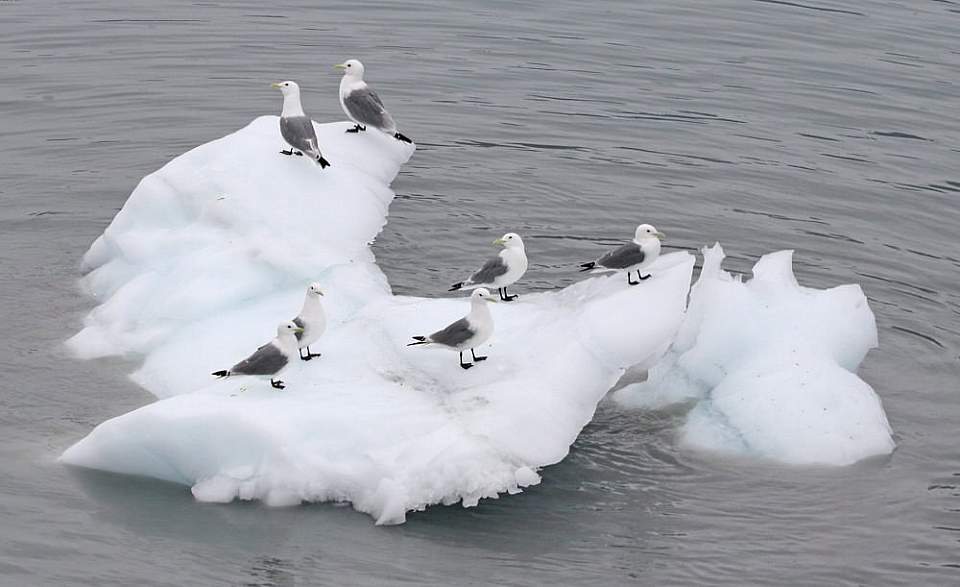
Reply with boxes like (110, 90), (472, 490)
(613, 244), (894, 466)
(61, 116), (695, 523)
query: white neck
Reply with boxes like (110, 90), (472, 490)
(281, 91), (305, 117)
(300, 293), (323, 316)
(276, 332), (300, 355)
(469, 298), (492, 323)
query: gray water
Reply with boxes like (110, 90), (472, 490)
(2, 0), (958, 584)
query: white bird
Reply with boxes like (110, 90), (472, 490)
(334, 59), (413, 143)
(212, 321), (303, 389)
(449, 232), (528, 302)
(271, 80), (331, 168)
(293, 282), (326, 361)
(579, 224), (665, 285)
(407, 288), (497, 370)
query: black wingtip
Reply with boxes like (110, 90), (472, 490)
(212, 370), (229, 378)
(394, 132), (413, 144)
(579, 262), (596, 272)
(449, 282), (464, 291)
(407, 336), (429, 347)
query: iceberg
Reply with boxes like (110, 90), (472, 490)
(62, 116), (696, 524)
(613, 244), (895, 466)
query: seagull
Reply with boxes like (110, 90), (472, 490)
(449, 233), (528, 302)
(334, 59), (413, 144)
(293, 282), (326, 361)
(212, 321), (303, 389)
(407, 288), (497, 370)
(271, 80), (331, 168)
(579, 224), (665, 285)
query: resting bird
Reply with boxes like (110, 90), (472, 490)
(408, 288), (497, 370)
(212, 321), (303, 389)
(293, 282), (326, 361)
(271, 80), (331, 168)
(579, 224), (665, 285)
(449, 232), (528, 302)
(334, 59), (413, 143)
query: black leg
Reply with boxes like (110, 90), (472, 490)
(498, 287), (506, 301)
(638, 272), (651, 281)
(280, 148), (294, 156)
(503, 286), (518, 301)
(346, 124), (366, 133)
(294, 150), (303, 156)
(270, 379), (285, 390)
(628, 272), (639, 286)
(459, 351), (473, 370)
(307, 345), (321, 359)
(471, 348), (487, 362)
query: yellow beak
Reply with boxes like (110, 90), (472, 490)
(655, 231), (666, 240)
(293, 327), (305, 334)
(270, 82), (282, 89)
(318, 290), (325, 296)
(493, 238), (505, 246)
(333, 63), (346, 70)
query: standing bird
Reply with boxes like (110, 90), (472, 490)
(449, 233), (528, 302)
(408, 288), (497, 370)
(212, 321), (303, 389)
(293, 282), (326, 361)
(334, 59), (413, 144)
(271, 80), (331, 168)
(579, 224), (665, 285)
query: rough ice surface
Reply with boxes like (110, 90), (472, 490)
(613, 244), (895, 466)
(61, 116), (696, 524)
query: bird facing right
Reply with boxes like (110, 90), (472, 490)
(212, 321), (304, 389)
(579, 224), (665, 285)
(449, 232), (528, 302)
(408, 288), (497, 370)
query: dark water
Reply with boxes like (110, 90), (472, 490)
(2, 0), (959, 584)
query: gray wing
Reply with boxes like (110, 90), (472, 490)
(231, 342), (288, 376)
(597, 242), (645, 269)
(344, 88), (395, 132)
(468, 255), (509, 285)
(280, 116), (320, 154)
(429, 317), (475, 348)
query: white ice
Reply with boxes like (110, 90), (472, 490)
(61, 117), (696, 524)
(613, 244), (895, 466)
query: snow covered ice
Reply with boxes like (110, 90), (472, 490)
(60, 116), (696, 524)
(613, 244), (895, 466)
(62, 117), (893, 524)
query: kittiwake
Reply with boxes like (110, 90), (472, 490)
(334, 59), (413, 143)
(579, 224), (665, 285)
(449, 232), (528, 302)
(293, 282), (326, 361)
(271, 80), (331, 168)
(407, 288), (497, 370)
(212, 321), (303, 389)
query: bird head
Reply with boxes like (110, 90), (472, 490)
(307, 282), (325, 296)
(270, 80), (300, 97)
(493, 232), (524, 249)
(634, 224), (665, 243)
(278, 320), (305, 336)
(334, 59), (365, 78)
(472, 288), (497, 303)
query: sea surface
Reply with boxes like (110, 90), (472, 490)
(1, 0), (958, 585)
